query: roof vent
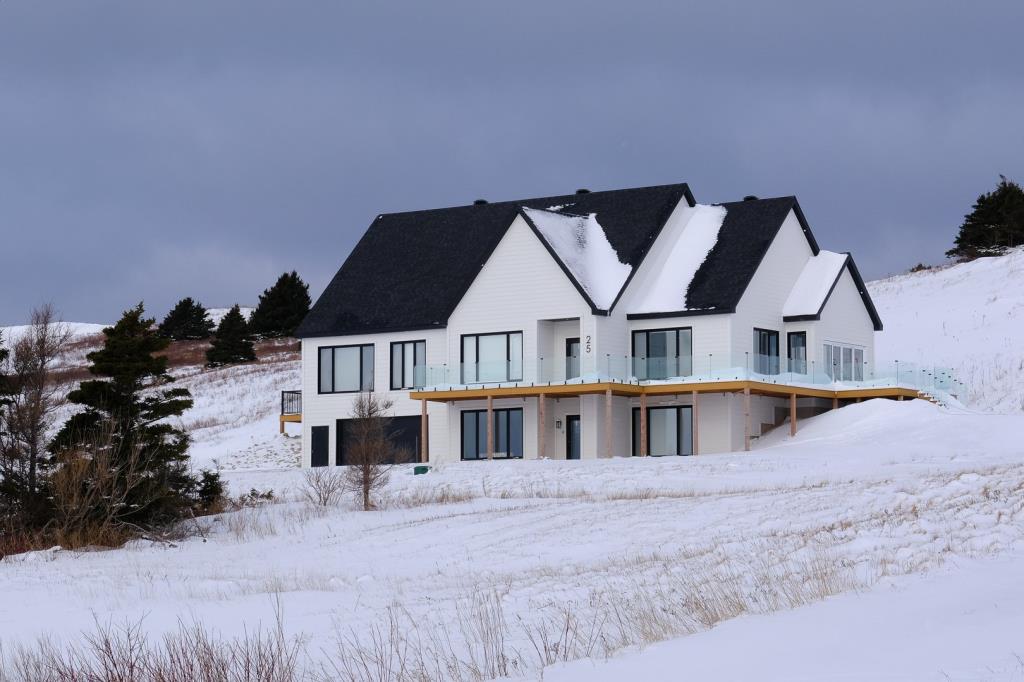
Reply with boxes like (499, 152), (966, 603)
(743, 195), (759, 201)
(575, 188), (590, 195)
(473, 199), (488, 205)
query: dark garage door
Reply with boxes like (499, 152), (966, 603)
(335, 415), (421, 466)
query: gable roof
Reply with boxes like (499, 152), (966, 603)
(296, 183), (695, 338)
(782, 253), (883, 331)
(627, 196), (818, 319)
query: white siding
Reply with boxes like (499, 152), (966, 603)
(806, 267), (877, 372)
(300, 328), (448, 467)
(446, 216), (594, 383)
(731, 210), (815, 361)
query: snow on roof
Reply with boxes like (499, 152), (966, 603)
(522, 207), (632, 310)
(629, 204), (727, 314)
(783, 250), (849, 317)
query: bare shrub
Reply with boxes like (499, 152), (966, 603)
(0, 608), (303, 681)
(0, 305), (71, 525)
(344, 393), (407, 511)
(301, 468), (346, 507)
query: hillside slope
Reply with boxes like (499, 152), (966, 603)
(868, 248), (1024, 412)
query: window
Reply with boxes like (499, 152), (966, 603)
(460, 408), (523, 460)
(632, 327), (692, 380)
(823, 342), (866, 381)
(318, 344), (374, 393)
(753, 328), (780, 375)
(565, 337), (580, 379)
(461, 332), (523, 384)
(390, 340), (426, 390)
(787, 332), (807, 374)
(631, 406), (693, 456)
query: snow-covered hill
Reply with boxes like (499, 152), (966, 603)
(869, 248), (1024, 413)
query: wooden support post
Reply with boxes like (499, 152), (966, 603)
(279, 417), (285, 435)
(639, 392), (648, 457)
(743, 386), (751, 452)
(789, 393), (797, 437)
(691, 390), (699, 455)
(898, 394), (904, 401)
(832, 396), (839, 410)
(420, 399), (428, 463)
(486, 395), (494, 460)
(604, 388), (613, 458)
(538, 394), (546, 459)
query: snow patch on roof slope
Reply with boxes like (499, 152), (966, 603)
(629, 204), (727, 314)
(522, 207), (631, 310)
(782, 250), (848, 318)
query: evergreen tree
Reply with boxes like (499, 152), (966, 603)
(51, 303), (206, 526)
(947, 176), (1024, 260)
(247, 271), (311, 338)
(157, 297), (215, 340)
(206, 305), (256, 366)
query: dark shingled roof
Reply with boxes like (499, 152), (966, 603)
(296, 183), (695, 338)
(627, 196), (820, 319)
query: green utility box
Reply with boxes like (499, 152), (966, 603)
(413, 465), (430, 475)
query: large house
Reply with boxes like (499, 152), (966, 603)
(291, 182), (903, 467)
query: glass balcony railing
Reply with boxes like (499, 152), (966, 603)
(409, 355), (964, 398)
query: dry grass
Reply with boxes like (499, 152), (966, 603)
(0, 606), (303, 682)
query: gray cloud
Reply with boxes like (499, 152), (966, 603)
(2, 0), (1022, 324)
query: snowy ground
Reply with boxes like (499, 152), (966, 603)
(869, 247), (1024, 413)
(2, 400), (1023, 679)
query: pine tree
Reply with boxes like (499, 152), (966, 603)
(206, 304), (256, 366)
(247, 271), (311, 338)
(50, 303), (206, 526)
(947, 176), (1024, 260)
(157, 297), (215, 340)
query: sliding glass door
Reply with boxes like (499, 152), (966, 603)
(632, 328), (692, 380)
(461, 332), (523, 384)
(753, 328), (780, 375)
(631, 406), (693, 456)
(461, 408), (524, 460)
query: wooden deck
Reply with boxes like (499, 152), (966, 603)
(409, 379), (922, 403)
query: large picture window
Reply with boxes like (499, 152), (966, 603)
(631, 406), (693, 456)
(390, 340), (426, 390)
(318, 344), (374, 393)
(632, 327), (692, 380)
(460, 408), (523, 460)
(461, 332), (523, 384)
(753, 328), (780, 375)
(824, 342), (865, 381)
(787, 332), (807, 374)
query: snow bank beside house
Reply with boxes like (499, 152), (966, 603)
(782, 249), (847, 317)
(868, 247), (1024, 412)
(522, 207), (630, 310)
(629, 203), (727, 314)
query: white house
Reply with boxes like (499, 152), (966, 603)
(291, 183), (895, 467)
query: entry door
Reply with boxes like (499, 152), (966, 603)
(566, 415), (581, 460)
(565, 338), (581, 379)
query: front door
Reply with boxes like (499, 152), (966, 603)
(566, 415), (581, 460)
(565, 338), (580, 379)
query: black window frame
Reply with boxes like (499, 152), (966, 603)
(317, 343), (375, 394)
(390, 339), (427, 390)
(460, 407), (524, 460)
(631, 326), (693, 380)
(753, 328), (781, 375)
(631, 405), (693, 456)
(787, 331), (807, 374)
(460, 331), (524, 384)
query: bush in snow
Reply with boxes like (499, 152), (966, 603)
(247, 271), (311, 339)
(206, 304), (256, 367)
(157, 297), (215, 340)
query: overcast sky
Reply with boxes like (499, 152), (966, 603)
(2, 1), (1022, 325)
